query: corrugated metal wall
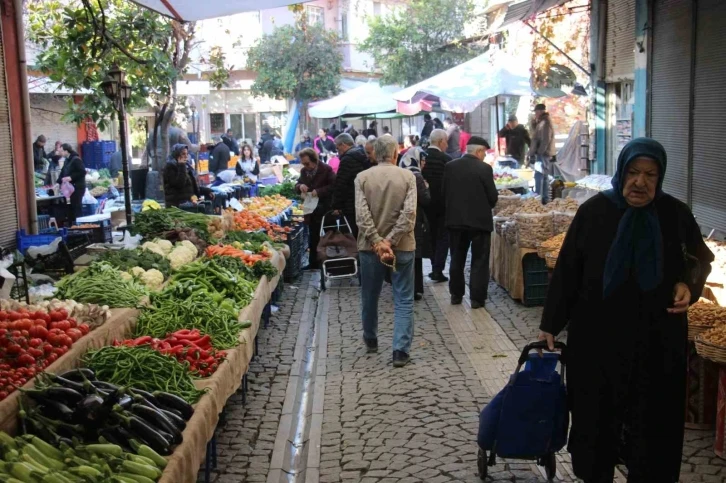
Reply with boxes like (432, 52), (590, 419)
(0, 20), (19, 248)
(605, 0), (636, 81)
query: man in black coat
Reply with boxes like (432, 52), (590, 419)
(443, 136), (498, 309)
(497, 115), (531, 165)
(209, 139), (231, 175)
(257, 127), (274, 163)
(422, 129), (452, 282)
(222, 129), (240, 156)
(331, 133), (370, 237)
(420, 114), (434, 140)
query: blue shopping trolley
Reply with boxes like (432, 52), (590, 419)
(477, 341), (568, 480)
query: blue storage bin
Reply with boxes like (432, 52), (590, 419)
(82, 203), (98, 216)
(17, 228), (68, 253)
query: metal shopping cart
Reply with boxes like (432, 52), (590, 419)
(317, 212), (358, 291)
(477, 341), (568, 481)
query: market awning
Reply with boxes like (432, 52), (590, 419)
(129, 0), (309, 21)
(308, 83), (400, 119)
(393, 51), (534, 113)
(499, 0), (568, 28)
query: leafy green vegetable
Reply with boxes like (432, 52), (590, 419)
(97, 248), (171, 278)
(224, 230), (272, 245)
(259, 181), (297, 199)
(131, 207), (214, 243)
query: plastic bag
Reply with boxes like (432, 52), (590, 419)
(82, 188), (98, 205)
(122, 230), (143, 249)
(26, 237), (63, 260)
(60, 179), (75, 199)
(302, 193), (319, 215)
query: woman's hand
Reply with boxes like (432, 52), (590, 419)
(311, 189), (318, 198)
(668, 282), (691, 314)
(299, 185), (309, 195)
(538, 331), (555, 351)
(62, 176), (71, 183)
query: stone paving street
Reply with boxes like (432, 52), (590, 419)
(199, 259), (726, 482)
(197, 280), (305, 483)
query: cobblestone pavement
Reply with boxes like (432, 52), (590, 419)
(196, 278), (305, 483)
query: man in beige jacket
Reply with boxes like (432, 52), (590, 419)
(354, 135), (417, 367)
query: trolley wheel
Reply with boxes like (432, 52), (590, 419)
(542, 453), (556, 480)
(320, 268), (326, 291)
(477, 448), (488, 480)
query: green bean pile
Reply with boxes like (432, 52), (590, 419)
(55, 262), (148, 308)
(135, 290), (250, 349)
(82, 346), (206, 404)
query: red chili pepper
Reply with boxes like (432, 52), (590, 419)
(194, 335), (212, 349)
(134, 336), (153, 346)
(173, 330), (202, 340)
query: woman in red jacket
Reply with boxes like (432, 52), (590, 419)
(296, 148), (336, 270)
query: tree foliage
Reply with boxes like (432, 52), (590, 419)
(26, 0), (190, 131)
(360, 0), (480, 86)
(245, 11), (342, 109)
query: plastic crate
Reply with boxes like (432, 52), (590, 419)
(82, 203), (99, 217)
(179, 201), (213, 215)
(16, 229), (68, 254)
(283, 224), (307, 282)
(259, 176), (278, 186)
(27, 241), (75, 278)
(522, 253), (549, 307)
(37, 215), (50, 232)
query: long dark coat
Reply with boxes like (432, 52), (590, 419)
(540, 193), (714, 482)
(408, 167), (431, 259)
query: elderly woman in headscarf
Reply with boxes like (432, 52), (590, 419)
(399, 147), (431, 299)
(539, 138), (714, 482)
(163, 143), (214, 208)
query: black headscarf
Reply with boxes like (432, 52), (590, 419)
(602, 137), (667, 298)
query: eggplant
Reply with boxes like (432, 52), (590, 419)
(117, 394), (133, 410)
(129, 388), (159, 407)
(24, 387), (84, 406)
(44, 374), (85, 393)
(130, 405), (182, 445)
(156, 429), (174, 444)
(160, 408), (186, 432)
(99, 427), (132, 452)
(92, 381), (122, 392)
(73, 394), (105, 424)
(156, 405), (183, 419)
(37, 399), (74, 422)
(152, 392), (193, 420)
(58, 368), (96, 382)
(120, 415), (172, 456)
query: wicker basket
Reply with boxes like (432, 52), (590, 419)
(694, 336), (726, 364)
(545, 251), (559, 269)
(689, 324), (713, 341)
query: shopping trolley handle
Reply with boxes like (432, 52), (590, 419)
(518, 341), (567, 365)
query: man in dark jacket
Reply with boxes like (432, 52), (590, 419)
(257, 127), (274, 163)
(332, 133), (370, 238)
(420, 114), (434, 140)
(33, 135), (49, 172)
(209, 139), (231, 175)
(498, 115), (531, 165)
(443, 136), (498, 309)
(222, 129), (240, 156)
(422, 129), (452, 282)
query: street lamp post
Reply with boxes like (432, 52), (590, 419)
(101, 64), (133, 227)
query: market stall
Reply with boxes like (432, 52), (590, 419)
(0, 195), (297, 483)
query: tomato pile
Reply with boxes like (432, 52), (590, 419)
(114, 329), (226, 378)
(0, 308), (90, 401)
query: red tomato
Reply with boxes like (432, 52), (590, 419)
(0, 311), (8, 320)
(67, 318), (77, 329)
(0, 322), (7, 330)
(62, 335), (73, 347)
(33, 319), (47, 328)
(65, 329), (82, 342)
(52, 347), (67, 357)
(78, 324), (90, 336)
(28, 338), (42, 348)
(49, 309), (67, 322)
(7, 312), (20, 321)
(10, 331), (21, 339)
(51, 321), (71, 331)
(17, 354), (35, 366)
(6, 344), (21, 355)
(27, 348), (43, 358)
(20, 330), (29, 338)
(0, 391), (8, 400)
(42, 343), (53, 355)
(28, 326), (48, 340)
(46, 353), (58, 364)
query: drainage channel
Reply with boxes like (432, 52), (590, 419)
(268, 276), (328, 483)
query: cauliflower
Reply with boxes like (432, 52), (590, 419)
(119, 272), (133, 282)
(154, 239), (173, 256)
(179, 240), (198, 257)
(130, 267), (146, 278)
(140, 269), (164, 291)
(141, 241), (166, 258)
(168, 245), (196, 270)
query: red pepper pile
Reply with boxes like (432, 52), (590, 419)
(0, 308), (90, 401)
(114, 329), (226, 378)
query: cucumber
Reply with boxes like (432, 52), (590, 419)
(121, 460), (162, 480)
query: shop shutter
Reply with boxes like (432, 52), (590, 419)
(691, 0), (726, 233)
(604, 0), (635, 82)
(649, 0), (692, 204)
(0, 23), (18, 248)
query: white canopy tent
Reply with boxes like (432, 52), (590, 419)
(308, 83), (400, 119)
(129, 0), (308, 21)
(393, 51), (534, 114)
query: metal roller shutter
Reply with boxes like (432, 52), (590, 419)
(605, 0), (635, 82)
(649, 0), (692, 204)
(0, 22), (18, 248)
(691, 0), (726, 233)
